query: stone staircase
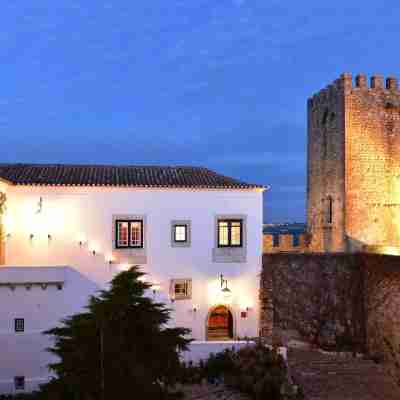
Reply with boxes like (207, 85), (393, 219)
(288, 348), (400, 400)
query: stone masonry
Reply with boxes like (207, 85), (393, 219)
(307, 73), (400, 253)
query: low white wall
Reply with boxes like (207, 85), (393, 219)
(181, 340), (255, 364)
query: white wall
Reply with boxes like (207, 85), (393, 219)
(0, 186), (263, 393)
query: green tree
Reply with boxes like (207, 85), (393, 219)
(42, 266), (191, 400)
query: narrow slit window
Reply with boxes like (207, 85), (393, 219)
(327, 196), (333, 224)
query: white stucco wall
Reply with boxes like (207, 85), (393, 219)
(0, 185), (263, 393)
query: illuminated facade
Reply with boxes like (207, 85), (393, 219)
(0, 164), (264, 393)
(307, 73), (400, 253)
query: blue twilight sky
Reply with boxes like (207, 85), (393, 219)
(1, 1), (400, 222)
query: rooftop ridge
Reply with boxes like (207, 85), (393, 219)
(0, 163), (265, 190)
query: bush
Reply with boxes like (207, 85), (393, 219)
(179, 344), (301, 400)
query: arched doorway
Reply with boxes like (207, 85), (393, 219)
(206, 305), (234, 341)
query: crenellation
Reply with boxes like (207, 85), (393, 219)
(355, 74), (368, 88)
(386, 76), (398, 90)
(370, 74), (384, 89)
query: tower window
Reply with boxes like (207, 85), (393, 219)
(326, 196), (333, 224)
(321, 109), (329, 126)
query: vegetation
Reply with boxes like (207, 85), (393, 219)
(179, 344), (303, 400)
(36, 266), (190, 400)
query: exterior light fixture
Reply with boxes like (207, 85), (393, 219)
(106, 255), (115, 265)
(219, 274), (233, 304)
(36, 197), (43, 214)
(192, 304), (198, 313)
(89, 243), (99, 256)
(6, 233), (11, 240)
(47, 234), (52, 241)
(41, 283), (48, 290)
(29, 234), (34, 240)
(152, 283), (161, 295)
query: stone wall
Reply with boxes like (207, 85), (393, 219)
(260, 252), (400, 370)
(307, 75), (347, 253)
(362, 254), (400, 382)
(307, 73), (400, 253)
(260, 253), (366, 350)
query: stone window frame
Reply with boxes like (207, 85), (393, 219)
(112, 214), (147, 265)
(212, 214), (247, 263)
(169, 278), (192, 301)
(171, 220), (191, 248)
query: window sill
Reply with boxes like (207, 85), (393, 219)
(212, 247), (247, 263)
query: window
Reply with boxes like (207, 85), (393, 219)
(326, 196), (333, 224)
(14, 318), (24, 333)
(14, 376), (25, 391)
(170, 279), (192, 300)
(115, 220), (143, 248)
(218, 220), (243, 247)
(272, 234), (280, 247)
(174, 225), (187, 243)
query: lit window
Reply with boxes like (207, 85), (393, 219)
(130, 222), (142, 247)
(117, 222), (129, 247)
(14, 318), (24, 333)
(115, 220), (143, 248)
(14, 376), (25, 391)
(170, 279), (192, 300)
(218, 220), (243, 247)
(174, 225), (187, 243)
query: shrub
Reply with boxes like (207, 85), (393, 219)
(179, 344), (300, 400)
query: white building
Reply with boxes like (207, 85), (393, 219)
(0, 163), (264, 393)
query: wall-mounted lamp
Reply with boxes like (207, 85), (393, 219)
(41, 283), (48, 290)
(29, 234), (35, 240)
(77, 235), (87, 247)
(57, 283), (63, 290)
(192, 304), (198, 313)
(6, 233), (11, 240)
(35, 197), (43, 214)
(89, 243), (99, 256)
(106, 255), (115, 265)
(25, 284), (32, 291)
(219, 274), (233, 304)
(152, 283), (161, 295)
(47, 234), (52, 241)
(220, 274), (231, 294)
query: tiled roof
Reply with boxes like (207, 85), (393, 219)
(0, 164), (264, 189)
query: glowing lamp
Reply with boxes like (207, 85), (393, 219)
(219, 274), (233, 304)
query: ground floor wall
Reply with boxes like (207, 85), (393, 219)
(0, 264), (259, 394)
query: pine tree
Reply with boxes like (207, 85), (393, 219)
(42, 266), (191, 400)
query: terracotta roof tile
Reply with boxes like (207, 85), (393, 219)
(0, 163), (264, 190)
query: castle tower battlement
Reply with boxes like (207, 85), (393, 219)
(307, 73), (400, 253)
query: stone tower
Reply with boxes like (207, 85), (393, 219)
(307, 73), (400, 253)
